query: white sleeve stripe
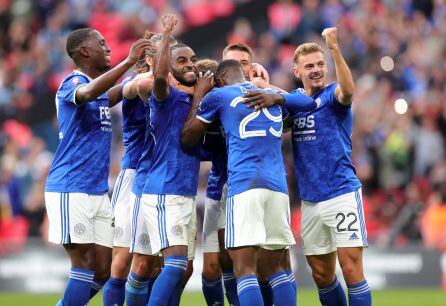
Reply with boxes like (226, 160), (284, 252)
(196, 115), (212, 124)
(73, 84), (87, 105)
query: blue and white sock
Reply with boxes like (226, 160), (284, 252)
(286, 269), (297, 296)
(103, 277), (126, 306)
(148, 256), (187, 306)
(236, 274), (263, 306)
(318, 277), (347, 306)
(347, 280), (371, 306)
(259, 281), (273, 306)
(202, 275), (224, 306)
(223, 271), (240, 306)
(268, 270), (296, 306)
(125, 271), (149, 306)
(89, 279), (106, 300)
(57, 268), (94, 306)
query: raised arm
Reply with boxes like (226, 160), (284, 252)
(181, 71), (214, 147)
(75, 39), (151, 105)
(242, 90), (316, 112)
(152, 14), (177, 101)
(322, 27), (355, 106)
(107, 84), (122, 108)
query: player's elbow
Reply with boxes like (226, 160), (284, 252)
(181, 128), (197, 148)
(136, 78), (153, 101)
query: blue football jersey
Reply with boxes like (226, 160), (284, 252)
(142, 86), (200, 196)
(46, 70), (112, 194)
(203, 121), (228, 201)
(289, 83), (361, 202)
(132, 109), (154, 197)
(120, 74), (147, 170)
(197, 82), (287, 197)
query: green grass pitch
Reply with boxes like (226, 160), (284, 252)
(0, 289), (444, 306)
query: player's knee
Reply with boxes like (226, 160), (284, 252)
(132, 257), (152, 277)
(311, 270), (334, 287)
(203, 261), (222, 279)
(111, 256), (131, 277)
(183, 261), (194, 283)
(232, 260), (256, 278)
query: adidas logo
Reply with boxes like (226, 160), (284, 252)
(349, 232), (359, 240)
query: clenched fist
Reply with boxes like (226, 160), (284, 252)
(162, 14), (178, 33)
(322, 27), (339, 50)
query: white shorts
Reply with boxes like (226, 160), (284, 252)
(301, 188), (368, 256)
(202, 191), (227, 253)
(141, 194), (197, 260)
(45, 192), (113, 247)
(111, 169), (136, 248)
(225, 188), (295, 250)
(129, 193), (153, 255)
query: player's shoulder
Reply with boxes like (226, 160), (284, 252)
(290, 88), (306, 95)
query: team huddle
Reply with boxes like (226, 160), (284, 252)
(44, 13), (371, 306)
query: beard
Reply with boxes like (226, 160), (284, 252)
(171, 68), (196, 86)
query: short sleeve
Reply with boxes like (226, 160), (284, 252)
(328, 83), (352, 109)
(196, 89), (221, 124)
(63, 75), (89, 105)
(281, 91), (317, 113)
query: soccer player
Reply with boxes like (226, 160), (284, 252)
(103, 31), (171, 306)
(140, 14), (201, 306)
(44, 28), (150, 306)
(182, 59), (316, 306)
(243, 28), (371, 306)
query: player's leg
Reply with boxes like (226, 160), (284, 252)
(282, 249), (297, 295)
(46, 192), (97, 306)
(329, 189), (371, 306)
(104, 169), (135, 306)
(202, 197), (224, 306)
(143, 194), (195, 306)
(125, 195), (156, 306)
(303, 195), (345, 306)
(226, 191), (264, 306)
(89, 193), (114, 301)
(262, 190), (296, 306)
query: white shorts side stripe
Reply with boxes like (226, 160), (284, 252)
(111, 170), (126, 208)
(355, 190), (368, 246)
(157, 195), (168, 249)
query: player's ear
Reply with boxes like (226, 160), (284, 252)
(78, 45), (90, 57)
(292, 65), (301, 79)
(216, 77), (224, 87)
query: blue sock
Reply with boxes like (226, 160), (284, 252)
(125, 271), (149, 306)
(202, 275), (224, 306)
(89, 279), (106, 300)
(347, 280), (371, 306)
(58, 268), (94, 306)
(318, 277), (347, 306)
(259, 281), (273, 306)
(236, 274), (264, 306)
(268, 270), (296, 306)
(286, 269), (297, 296)
(147, 277), (156, 301)
(148, 256), (187, 306)
(103, 277), (126, 306)
(223, 271), (240, 306)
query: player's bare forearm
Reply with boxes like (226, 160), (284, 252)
(123, 72), (152, 100)
(153, 14), (177, 101)
(250, 77), (287, 93)
(136, 76), (154, 102)
(322, 27), (354, 105)
(181, 91), (209, 147)
(76, 39), (151, 105)
(107, 84), (122, 108)
(331, 46), (354, 105)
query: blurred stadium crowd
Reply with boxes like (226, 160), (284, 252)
(1, 0), (446, 254)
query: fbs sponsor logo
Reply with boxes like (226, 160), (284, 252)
(349, 232), (359, 240)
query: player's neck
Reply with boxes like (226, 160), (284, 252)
(76, 66), (101, 79)
(306, 85), (324, 97)
(175, 83), (194, 95)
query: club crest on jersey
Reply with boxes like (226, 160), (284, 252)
(74, 223), (86, 236)
(138, 234), (150, 246)
(114, 227), (123, 239)
(171, 224), (183, 237)
(315, 98), (321, 108)
(72, 77), (79, 85)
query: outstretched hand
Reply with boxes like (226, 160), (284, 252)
(127, 39), (152, 65)
(242, 90), (282, 111)
(195, 70), (214, 96)
(162, 13), (178, 33)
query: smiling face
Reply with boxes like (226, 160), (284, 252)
(170, 46), (198, 86)
(86, 30), (111, 72)
(223, 49), (252, 78)
(294, 51), (327, 94)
